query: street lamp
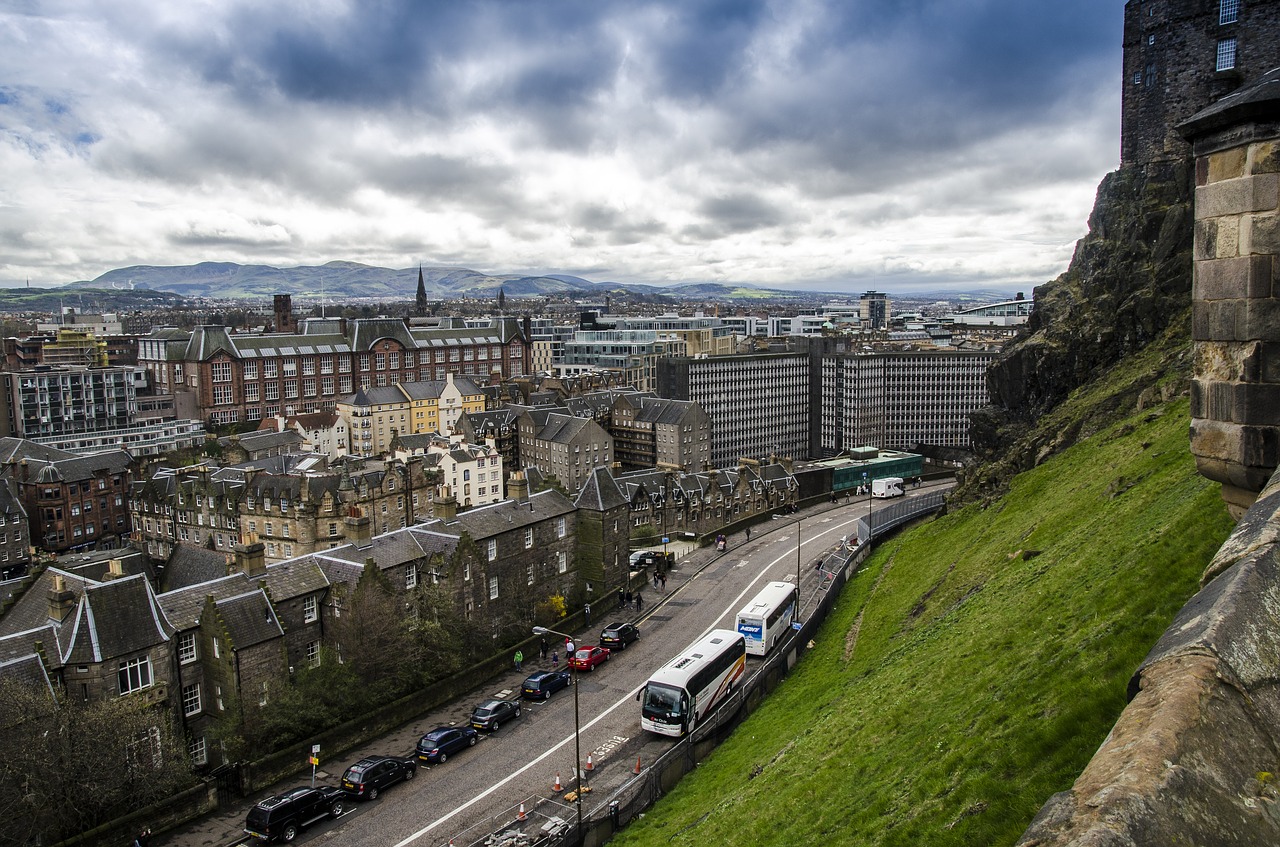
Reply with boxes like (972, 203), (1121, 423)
(533, 625), (584, 845)
(795, 513), (802, 619)
(863, 471), (871, 543)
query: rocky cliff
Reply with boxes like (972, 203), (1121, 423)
(962, 160), (1196, 502)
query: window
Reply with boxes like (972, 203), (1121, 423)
(303, 595), (318, 623)
(487, 539), (498, 561)
(189, 736), (208, 766)
(558, 551), (567, 573)
(1217, 37), (1237, 71)
(211, 361), (232, 382)
(406, 565), (417, 589)
(525, 528), (534, 549)
(263, 360), (278, 378)
(178, 632), (197, 664)
(1220, 0), (1239, 25)
(489, 576), (499, 600)
(527, 562), (534, 585)
(216, 684), (224, 710)
(182, 683), (201, 716)
(245, 382), (260, 402)
(557, 517), (566, 538)
(244, 361), (258, 379)
(118, 656), (152, 695)
(307, 640), (320, 668)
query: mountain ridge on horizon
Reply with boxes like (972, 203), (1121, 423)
(54, 261), (1019, 304)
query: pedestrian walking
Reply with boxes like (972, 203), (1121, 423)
(652, 571), (659, 589)
(745, 526), (751, 541)
(635, 591), (643, 612)
(133, 829), (151, 847)
(625, 590), (633, 608)
(552, 650), (559, 669)
(540, 637), (548, 660)
(566, 639), (576, 657)
(514, 650), (524, 671)
(584, 602), (591, 626)
(617, 586), (626, 608)
(660, 572), (667, 590)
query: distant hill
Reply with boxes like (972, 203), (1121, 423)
(0, 286), (185, 314)
(61, 261), (801, 302)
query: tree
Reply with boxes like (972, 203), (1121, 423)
(329, 568), (422, 700)
(0, 678), (195, 846)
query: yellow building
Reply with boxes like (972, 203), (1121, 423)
(338, 373), (487, 456)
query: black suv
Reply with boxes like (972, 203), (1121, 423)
(600, 621), (640, 650)
(339, 754), (417, 800)
(471, 698), (522, 731)
(244, 785), (345, 842)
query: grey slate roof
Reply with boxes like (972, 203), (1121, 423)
(0, 438), (77, 465)
(157, 558), (330, 631)
(575, 467), (628, 511)
(216, 589), (284, 650)
(64, 574), (172, 665)
(164, 545), (231, 592)
(21, 449), (132, 482)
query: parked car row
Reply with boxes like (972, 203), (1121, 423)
(245, 622), (640, 842)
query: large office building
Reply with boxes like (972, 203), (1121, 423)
(659, 346), (997, 466)
(0, 365), (138, 440)
(658, 352), (812, 468)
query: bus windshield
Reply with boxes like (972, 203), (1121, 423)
(642, 682), (684, 720)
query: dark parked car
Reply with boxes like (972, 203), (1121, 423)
(339, 754), (416, 800)
(244, 785), (345, 843)
(521, 669), (572, 700)
(599, 622), (640, 650)
(569, 645), (611, 672)
(471, 698), (522, 731)
(416, 726), (478, 764)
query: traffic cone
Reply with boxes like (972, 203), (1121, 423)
(554, 773), (563, 792)
(585, 754), (594, 771)
(633, 756), (642, 775)
(517, 802), (527, 821)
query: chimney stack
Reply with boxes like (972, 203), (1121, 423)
(101, 558), (126, 581)
(508, 470), (529, 503)
(47, 573), (76, 623)
(434, 485), (458, 521)
(235, 535), (267, 577)
(344, 506), (373, 548)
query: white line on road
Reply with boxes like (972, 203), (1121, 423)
(393, 511), (864, 847)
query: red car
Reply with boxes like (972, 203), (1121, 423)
(568, 645), (611, 671)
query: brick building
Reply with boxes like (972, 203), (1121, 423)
(137, 316), (529, 427)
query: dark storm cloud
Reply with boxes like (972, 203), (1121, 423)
(0, 0), (1124, 289)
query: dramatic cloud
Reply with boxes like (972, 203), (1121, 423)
(0, 0), (1122, 293)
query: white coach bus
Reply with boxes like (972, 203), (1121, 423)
(638, 629), (746, 736)
(736, 581), (798, 656)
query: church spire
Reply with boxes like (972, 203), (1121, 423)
(415, 265), (428, 317)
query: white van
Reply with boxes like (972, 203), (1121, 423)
(871, 477), (904, 498)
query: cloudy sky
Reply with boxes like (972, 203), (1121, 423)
(0, 0), (1122, 295)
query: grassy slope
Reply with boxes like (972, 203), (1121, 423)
(613, 395), (1233, 847)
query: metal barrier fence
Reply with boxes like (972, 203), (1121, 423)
(458, 491), (946, 847)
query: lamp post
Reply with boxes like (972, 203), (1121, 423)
(795, 513), (802, 618)
(533, 625), (583, 844)
(863, 471), (871, 544)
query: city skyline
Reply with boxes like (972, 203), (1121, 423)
(2, 1), (1120, 294)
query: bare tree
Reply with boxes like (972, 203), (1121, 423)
(0, 678), (194, 847)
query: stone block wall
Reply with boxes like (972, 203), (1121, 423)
(1187, 88), (1280, 516)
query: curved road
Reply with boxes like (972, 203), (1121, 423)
(209, 487), (945, 847)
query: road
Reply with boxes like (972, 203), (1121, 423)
(186, 487), (944, 847)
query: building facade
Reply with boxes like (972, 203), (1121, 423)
(0, 366), (138, 440)
(1122, 0), (1280, 164)
(137, 316), (528, 427)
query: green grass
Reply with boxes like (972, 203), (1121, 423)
(613, 397), (1233, 847)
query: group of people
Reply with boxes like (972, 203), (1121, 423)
(616, 586), (644, 611)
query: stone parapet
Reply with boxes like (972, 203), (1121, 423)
(1017, 465), (1280, 846)
(1182, 70), (1280, 516)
